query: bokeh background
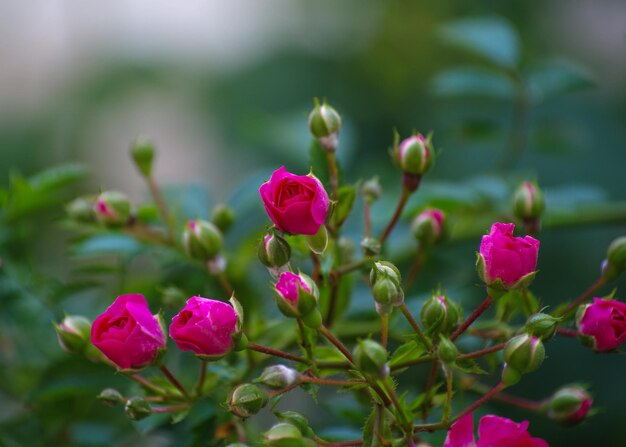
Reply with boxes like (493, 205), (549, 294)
(1, 1), (625, 446)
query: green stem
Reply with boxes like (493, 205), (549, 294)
(297, 318), (316, 368)
(442, 365), (453, 424)
(300, 376), (364, 387)
(146, 175), (178, 245)
(327, 151), (340, 201)
(319, 325), (353, 363)
(381, 313), (389, 349)
(335, 257), (375, 275)
(381, 379), (411, 430)
(457, 342), (507, 360)
(153, 402), (192, 414)
(129, 374), (167, 395)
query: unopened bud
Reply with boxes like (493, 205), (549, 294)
(228, 384), (269, 418)
(362, 177), (382, 205)
(212, 203), (235, 233)
(504, 334), (545, 374)
(394, 132), (434, 177)
(421, 293), (461, 334)
(98, 388), (124, 406)
(411, 208), (446, 247)
(94, 191), (131, 227)
(525, 313), (559, 341)
(501, 363), (522, 386)
(361, 237), (381, 256)
(437, 336), (458, 364)
(259, 233), (291, 269)
(54, 315), (92, 355)
(255, 365), (299, 390)
(66, 197), (95, 223)
(130, 137), (155, 177)
(547, 385), (593, 425)
(602, 236), (626, 281)
(308, 98), (342, 152)
(264, 422), (314, 447)
(183, 219), (222, 261)
(513, 182), (545, 221)
(354, 339), (388, 378)
(125, 397), (152, 420)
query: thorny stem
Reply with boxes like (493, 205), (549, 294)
(451, 381), (506, 423)
(247, 343), (310, 365)
(555, 277), (606, 318)
(380, 187), (411, 245)
(399, 303), (432, 349)
(556, 327), (578, 338)
(450, 295), (494, 341)
(159, 365), (191, 400)
(319, 325), (353, 363)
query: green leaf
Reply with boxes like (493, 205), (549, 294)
(527, 60), (594, 103)
(432, 67), (516, 99)
(333, 185), (357, 227)
(28, 163), (86, 191)
(389, 340), (427, 368)
(454, 358), (488, 375)
(439, 16), (520, 67)
(309, 140), (330, 186)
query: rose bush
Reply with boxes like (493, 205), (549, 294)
(259, 166), (329, 235)
(91, 294), (165, 371)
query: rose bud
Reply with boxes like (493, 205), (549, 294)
(170, 296), (244, 360)
(275, 411), (314, 437)
(54, 315), (92, 355)
(360, 237), (381, 256)
(601, 236), (626, 282)
(258, 232), (291, 269)
(228, 384), (269, 418)
(353, 339), (388, 379)
(513, 182), (545, 221)
(91, 294), (165, 372)
(501, 364), (522, 387)
(97, 388), (124, 406)
(255, 365), (300, 390)
(437, 336), (458, 365)
(369, 261), (404, 314)
(125, 397), (153, 421)
(264, 422), (315, 447)
(411, 208), (446, 247)
(362, 177), (382, 205)
(524, 313), (560, 341)
(421, 292), (462, 335)
(94, 191), (131, 227)
(504, 334), (545, 374)
(66, 197), (96, 223)
(274, 272), (321, 327)
(477, 222), (539, 294)
(393, 133), (434, 177)
(308, 98), (342, 152)
(259, 166), (329, 236)
(183, 219), (223, 261)
(576, 298), (626, 352)
(444, 412), (548, 447)
(130, 137), (155, 177)
(546, 385), (593, 425)
(211, 203), (236, 233)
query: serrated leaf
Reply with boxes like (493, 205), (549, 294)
(389, 340), (427, 368)
(439, 16), (520, 67)
(432, 67), (516, 99)
(454, 358), (488, 375)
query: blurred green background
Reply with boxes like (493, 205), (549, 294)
(1, 1), (625, 446)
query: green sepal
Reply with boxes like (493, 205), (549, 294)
(305, 224), (328, 255)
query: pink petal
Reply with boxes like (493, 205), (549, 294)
(444, 413), (476, 447)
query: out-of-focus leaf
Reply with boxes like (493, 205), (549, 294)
(528, 60), (594, 103)
(71, 234), (141, 257)
(439, 16), (520, 67)
(432, 68), (516, 99)
(333, 185), (357, 227)
(28, 164), (86, 191)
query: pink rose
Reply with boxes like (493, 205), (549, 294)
(444, 412), (548, 447)
(259, 166), (329, 235)
(91, 294), (165, 371)
(170, 297), (238, 358)
(577, 298), (626, 351)
(479, 222), (539, 288)
(275, 271), (312, 304)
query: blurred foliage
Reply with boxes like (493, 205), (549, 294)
(1, 2), (625, 446)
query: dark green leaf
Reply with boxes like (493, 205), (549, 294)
(432, 67), (516, 99)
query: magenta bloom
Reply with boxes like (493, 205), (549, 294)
(276, 272), (312, 304)
(577, 298), (626, 351)
(479, 222), (539, 288)
(91, 294), (165, 371)
(444, 413), (548, 447)
(170, 297), (238, 358)
(259, 166), (329, 235)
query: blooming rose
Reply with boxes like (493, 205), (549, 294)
(259, 166), (329, 235)
(577, 298), (626, 351)
(444, 412), (548, 447)
(91, 294), (165, 371)
(479, 222), (539, 288)
(170, 297), (238, 359)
